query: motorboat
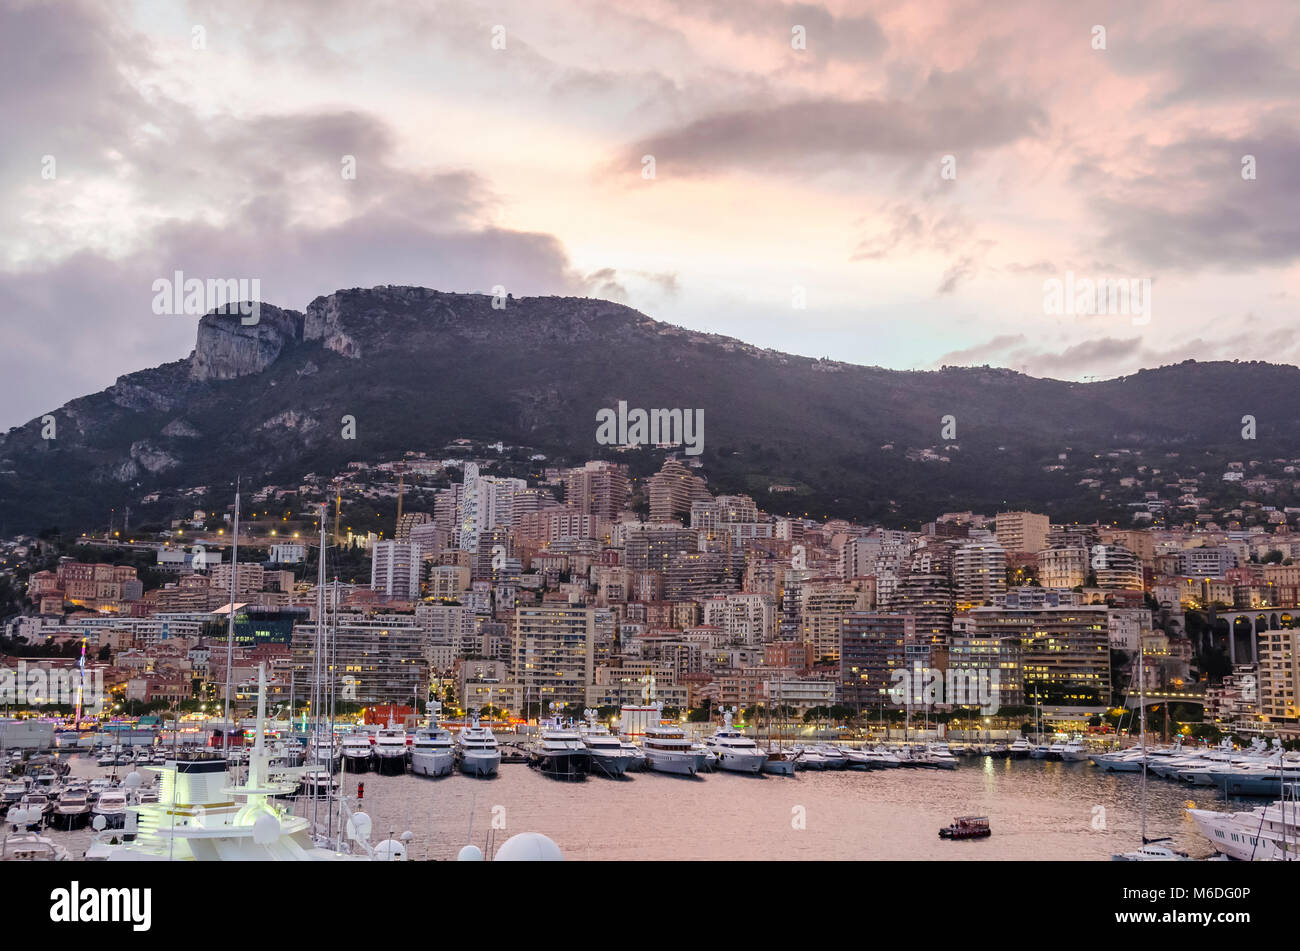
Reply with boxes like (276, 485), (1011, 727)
(456, 718), (501, 777)
(6, 793), (51, 830)
(795, 747), (827, 770)
(642, 724), (706, 776)
(704, 712), (768, 775)
(341, 733), (373, 773)
(1, 779), (29, 803)
(528, 721), (591, 780)
(1, 831), (69, 861)
(53, 787), (91, 829)
(410, 725), (456, 778)
(925, 743), (959, 769)
(1008, 737), (1033, 759)
(1059, 736), (1090, 762)
(92, 789), (129, 828)
(1112, 839), (1190, 861)
(814, 744), (848, 770)
(762, 748), (798, 776)
(578, 714), (636, 778)
(372, 725), (410, 775)
(1189, 800), (1300, 861)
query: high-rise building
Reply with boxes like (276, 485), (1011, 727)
(1037, 546), (1089, 589)
(512, 604), (597, 713)
(291, 613), (426, 705)
(952, 539), (1007, 607)
(371, 540), (421, 600)
(564, 461), (631, 520)
(839, 612), (916, 709)
(970, 604), (1111, 705)
(457, 462), (527, 553)
(1258, 629), (1299, 723)
(995, 511), (1051, 555)
(1092, 544), (1144, 591)
(647, 459), (710, 523)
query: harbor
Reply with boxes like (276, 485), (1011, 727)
(5, 718), (1296, 861)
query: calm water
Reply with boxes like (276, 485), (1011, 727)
(40, 753), (1244, 860)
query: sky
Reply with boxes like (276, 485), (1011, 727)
(2, 0), (1298, 429)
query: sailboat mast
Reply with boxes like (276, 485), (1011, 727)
(1138, 642), (1147, 843)
(312, 504), (327, 831)
(222, 481), (241, 757)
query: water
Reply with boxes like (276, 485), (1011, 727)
(28, 753), (1243, 860)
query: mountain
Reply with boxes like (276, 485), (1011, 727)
(1, 285), (1296, 535)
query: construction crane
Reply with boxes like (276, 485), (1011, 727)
(395, 461), (406, 536)
(332, 481), (342, 546)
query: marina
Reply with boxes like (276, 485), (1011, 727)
(5, 727), (1294, 861)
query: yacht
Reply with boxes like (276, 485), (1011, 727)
(92, 789), (129, 828)
(578, 714), (636, 778)
(762, 748), (798, 776)
(1008, 737), (1033, 759)
(1189, 800), (1300, 861)
(1, 778), (29, 803)
(1112, 839), (1190, 861)
(96, 749), (117, 768)
(299, 767), (340, 798)
(925, 743), (958, 769)
(1059, 736), (1090, 762)
(1046, 737), (1069, 760)
(87, 778), (113, 801)
(93, 665), (372, 861)
(814, 744), (849, 770)
(372, 725), (410, 775)
(53, 787), (91, 829)
(457, 718), (501, 777)
(529, 721), (591, 780)
(859, 747), (902, 769)
(305, 732), (340, 769)
(1, 831), (69, 861)
(795, 747), (827, 770)
(704, 713), (768, 774)
(341, 733), (373, 772)
(410, 725), (456, 778)
(620, 737), (648, 771)
(643, 724), (707, 776)
(1090, 747), (1149, 772)
(1029, 742), (1052, 760)
(6, 792), (51, 830)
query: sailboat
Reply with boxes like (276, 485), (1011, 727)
(762, 676), (797, 776)
(1112, 643), (1189, 861)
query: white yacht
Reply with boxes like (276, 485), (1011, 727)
(795, 747), (827, 770)
(92, 789), (129, 828)
(53, 786), (91, 829)
(762, 748), (798, 776)
(1189, 800), (1300, 861)
(306, 732), (340, 768)
(341, 733), (373, 773)
(1059, 736), (1090, 762)
(924, 743), (958, 769)
(643, 724), (707, 776)
(95, 665), (369, 861)
(1, 831), (69, 861)
(411, 725), (456, 778)
(457, 718), (501, 777)
(704, 713), (768, 774)
(1113, 840), (1190, 861)
(1008, 737), (1033, 759)
(372, 724), (410, 775)
(578, 712), (636, 778)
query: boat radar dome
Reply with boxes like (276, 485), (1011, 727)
(457, 844), (484, 861)
(494, 832), (563, 861)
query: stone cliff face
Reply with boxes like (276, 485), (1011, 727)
(189, 305), (305, 381)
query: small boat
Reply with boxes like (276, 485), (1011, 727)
(53, 787), (91, 829)
(939, 816), (991, 840)
(92, 789), (129, 828)
(1, 831), (69, 861)
(1112, 839), (1190, 861)
(762, 748), (798, 776)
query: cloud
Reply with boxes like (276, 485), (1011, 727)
(618, 72), (1044, 175)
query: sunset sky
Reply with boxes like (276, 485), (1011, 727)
(3, 0), (1298, 428)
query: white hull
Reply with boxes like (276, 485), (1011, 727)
(715, 749), (768, 774)
(645, 749), (698, 776)
(411, 749), (454, 777)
